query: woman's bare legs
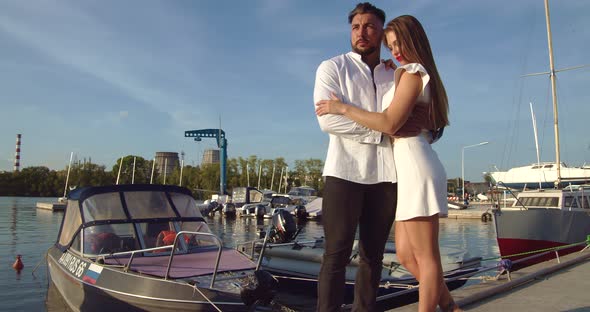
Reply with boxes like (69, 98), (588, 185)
(394, 217), (462, 312)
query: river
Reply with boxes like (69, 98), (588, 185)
(0, 196), (499, 311)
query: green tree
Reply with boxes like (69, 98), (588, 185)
(112, 155), (152, 185)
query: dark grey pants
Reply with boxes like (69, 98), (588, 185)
(317, 177), (397, 312)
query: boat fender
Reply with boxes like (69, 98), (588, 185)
(481, 212), (492, 222)
(240, 270), (278, 307)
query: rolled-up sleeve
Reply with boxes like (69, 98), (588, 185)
(313, 60), (382, 144)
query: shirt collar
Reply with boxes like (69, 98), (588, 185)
(348, 51), (385, 71)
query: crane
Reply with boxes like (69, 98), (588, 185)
(185, 129), (227, 195)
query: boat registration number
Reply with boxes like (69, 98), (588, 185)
(58, 252), (88, 278)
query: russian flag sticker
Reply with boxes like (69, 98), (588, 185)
(82, 263), (103, 284)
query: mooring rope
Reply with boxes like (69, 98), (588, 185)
(192, 283), (223, 312)
(480, 237), (590, 262)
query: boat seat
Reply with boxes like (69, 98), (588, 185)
(85, 232), (121, 254)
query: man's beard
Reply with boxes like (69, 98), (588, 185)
(352, 43), (377, 56)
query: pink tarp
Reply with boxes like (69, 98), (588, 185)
(105, 249), (255, 278)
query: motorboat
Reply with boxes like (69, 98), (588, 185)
(303, 197), (322, 220)
(47, 184), (277, 312)
(238, 195), (307, 219)
(492, 187), (590, 267)
(237, 211), (482, 310)
(287, 186), (318, 204)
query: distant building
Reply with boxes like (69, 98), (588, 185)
(201, 149), (220, 165)
(154, 152), (179, 175)
(466, 182), (491, 195)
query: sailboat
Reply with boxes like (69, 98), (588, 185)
(487, 103), (590, 190)
(492, 0), (590, 267)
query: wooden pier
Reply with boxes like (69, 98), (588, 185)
(392, 248), (590, 311)
(36, 201), (66, 211)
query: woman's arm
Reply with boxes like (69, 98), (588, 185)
(315, 70), (423, 136)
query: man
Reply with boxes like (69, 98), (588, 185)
(314, 3), (405, 311)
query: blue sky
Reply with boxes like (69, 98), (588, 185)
(0, 0), (589, 182)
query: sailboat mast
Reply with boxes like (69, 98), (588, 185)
(544, 0), (561, 187)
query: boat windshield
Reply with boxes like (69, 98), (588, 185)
(288, 187), (317, 197)
(57, 185), (208, 253)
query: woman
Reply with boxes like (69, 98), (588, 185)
(315, 15), (460, 312)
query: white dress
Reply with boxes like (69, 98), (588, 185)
(382, 63), (448, 221)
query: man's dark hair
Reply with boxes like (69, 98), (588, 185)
(348, 2), (386, 25)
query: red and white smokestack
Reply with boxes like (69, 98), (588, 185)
(14, 134), (21, 172)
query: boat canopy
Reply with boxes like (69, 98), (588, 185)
(288, 186), (317, 197)
(57, 184), (204, 250)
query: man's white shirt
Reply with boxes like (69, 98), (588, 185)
(314, 51), (396, 184)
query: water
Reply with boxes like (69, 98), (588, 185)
(0, 197), (499, 311)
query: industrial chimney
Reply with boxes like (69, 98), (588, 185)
(14, 134), (21, 172)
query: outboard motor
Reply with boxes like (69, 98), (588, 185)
(268, 209), (299, 243)
(240, 270), (278, 307)
(294, 205), (307, 219)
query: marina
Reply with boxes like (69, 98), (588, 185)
(2, 195), (499, 311)
(4, 195), (589, 311)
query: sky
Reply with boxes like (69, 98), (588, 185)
(0, 0), (589, 182)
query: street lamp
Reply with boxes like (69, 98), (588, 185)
(462, 141), (489, 202)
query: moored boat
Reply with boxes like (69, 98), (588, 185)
(492, 187), (590, 267)
(491, 0), (590, 270)
(47, 184), (277, 312)
(237, 211), (482, 310)
(486, 162), (590, 189)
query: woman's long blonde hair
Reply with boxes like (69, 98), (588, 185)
(384, 15), (449, 128)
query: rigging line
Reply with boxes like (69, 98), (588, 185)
(502, 7), (539, 170)
(554, 76), (569, 166)
(192, 284), (223, 312)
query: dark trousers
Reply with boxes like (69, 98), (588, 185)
(317, 177), (397, 312)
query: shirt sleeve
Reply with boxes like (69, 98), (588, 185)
(313, 60), (382, 144)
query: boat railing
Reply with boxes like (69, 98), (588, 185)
(492, 181), (528, 210)
(166, 231), (223, 287)
(96, 231), (223, 288)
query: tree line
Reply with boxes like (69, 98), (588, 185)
(0, 155), (324, 200)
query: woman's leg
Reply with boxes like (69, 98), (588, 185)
(396, 220), (461, 311)
(401, 215), (445, 312)
(394, 221), (420, 278)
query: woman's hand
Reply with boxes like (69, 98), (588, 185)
(315, 93), (347, 116)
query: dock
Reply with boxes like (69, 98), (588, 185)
(446, 202), (494, 220)
(36, 201), (66, 211)
(391, 248), (590, 311)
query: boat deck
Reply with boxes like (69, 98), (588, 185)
(392, 248), (590, 311)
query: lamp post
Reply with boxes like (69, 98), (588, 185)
(462, 141), (489, 202)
